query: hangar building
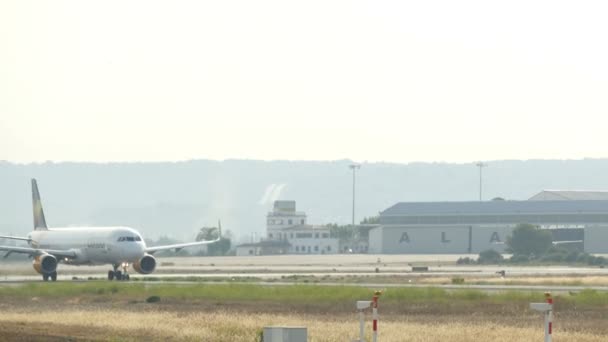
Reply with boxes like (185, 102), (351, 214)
(369, 195), (608, 254)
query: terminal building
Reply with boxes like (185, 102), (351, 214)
(236, 200), (339, 255)
(369, 190), (608, 254)
(266, 201), (339, 254)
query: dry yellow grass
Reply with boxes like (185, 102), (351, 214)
(0, 309), (605, 341)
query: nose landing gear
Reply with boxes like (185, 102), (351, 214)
(108, 263), (131, 281)
(42, 271), (57, 281)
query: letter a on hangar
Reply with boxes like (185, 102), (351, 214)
(399, 232), (410, 243)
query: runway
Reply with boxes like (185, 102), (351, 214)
(2, 254), (608, 293)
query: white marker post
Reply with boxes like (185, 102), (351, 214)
(356, 300), (372, 342)
(530, 292), (553, 342)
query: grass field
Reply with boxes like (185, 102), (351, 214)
(128, 273), (608, 287)
(3, 282), (608, 308)
(1, 283), (608, 341)
(1, 309), (607, 342)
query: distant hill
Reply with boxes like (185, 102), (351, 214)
(2, 159), (608, 243)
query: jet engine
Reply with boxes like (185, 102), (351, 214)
(133, 254), (156, 274)
(32, 254), (58, 275)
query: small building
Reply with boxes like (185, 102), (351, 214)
(280, 225), (339, 254)
(236, 243), (260, 257)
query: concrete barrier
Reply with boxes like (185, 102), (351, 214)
(263, 326), (307, 342)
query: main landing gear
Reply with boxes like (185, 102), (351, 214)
(108, 263), (130, 281)
(42, 271), (57, 282)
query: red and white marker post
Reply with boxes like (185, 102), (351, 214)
(545, 293), (553, 342)
(371, 290), (381, 342)
(354, 290), (383, 342)
(530, 292), (553, 342)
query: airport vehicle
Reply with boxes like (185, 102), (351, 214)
(0, 179), (221, 281)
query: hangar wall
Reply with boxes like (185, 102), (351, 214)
(369, 225), (515, 254)
(368, 226), (383, 254)
(371, 226), (469, 254)
(471, 225), (514, 253)
(584, 225), (608, 253)
(375, 199), (608, 254)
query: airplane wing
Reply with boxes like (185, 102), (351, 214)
(145, 223), (222, 254)
(0, 235), (32, 242)
(552, 240), (583, 245)
(0, 245), (77, 259)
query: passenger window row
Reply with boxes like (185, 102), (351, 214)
(117, 236), (142, 242)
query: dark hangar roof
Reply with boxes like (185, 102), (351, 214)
(380, 200), (608, 216)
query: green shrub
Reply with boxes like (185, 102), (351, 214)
(456, 257), (475, 265)
(506, 223), (552, 256)
(478, 249), (503, 264)
(146, 295), (161, 303)
(565, 251), (580, 263)
(588, 255), (607, 266)
(539, 251), (566, 263)
(451, 277), (465, 284)
(576, 253), (588, 263)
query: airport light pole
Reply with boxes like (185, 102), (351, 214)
(349, 164), (361, 227)
(475, 162), (488, 201)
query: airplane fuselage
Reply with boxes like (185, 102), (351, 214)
(28, 227), (146, 266)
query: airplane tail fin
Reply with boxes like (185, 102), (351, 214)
(32, 179), (48, 230)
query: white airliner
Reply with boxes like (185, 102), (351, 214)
(0, 179), (221, 282)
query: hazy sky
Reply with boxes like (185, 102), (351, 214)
(1, 1), (607, 163)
